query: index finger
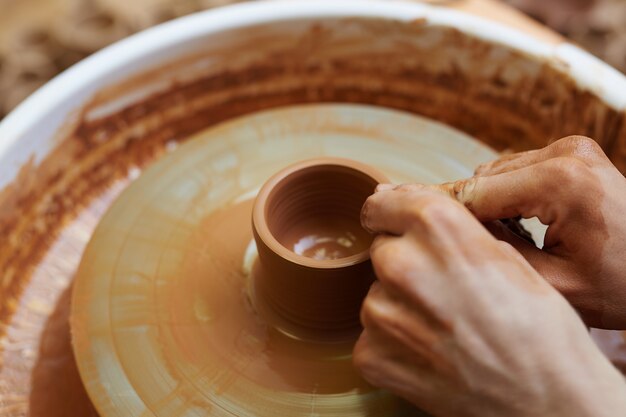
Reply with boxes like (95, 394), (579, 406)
(360, 185), (453, 235)
(361, 185), (499, 255)
(450, 158), (584, 225)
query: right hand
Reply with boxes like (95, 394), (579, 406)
(356, 185), (626, 417)
(444, 136), (626, 329)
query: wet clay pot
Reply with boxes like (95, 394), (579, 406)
(251, 158), (388, 341)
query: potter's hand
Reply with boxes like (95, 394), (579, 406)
(355, 186), (626, 417)
(449, 136), (626, 329)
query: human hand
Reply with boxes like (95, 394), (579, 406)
(446, 136), (626, 329)
(354, 185), (626, 417)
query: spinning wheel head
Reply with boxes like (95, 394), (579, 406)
(70, 104), (497, 417)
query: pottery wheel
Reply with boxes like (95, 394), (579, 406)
(71, 104), (499, 416)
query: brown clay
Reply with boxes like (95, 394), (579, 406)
(0, 13), (624, 417)
(251, 158), (388, 342)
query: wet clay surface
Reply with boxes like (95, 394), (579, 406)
(29, 286), (97, 416)
(0, 15), (624, 417)
(0, 181), (127, 416)
(283, 218), (371, 260)
(69, 104), (491, 416)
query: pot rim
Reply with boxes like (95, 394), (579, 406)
(252, 157), (388, 269)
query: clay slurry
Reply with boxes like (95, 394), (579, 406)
(284, 217), (372, 260)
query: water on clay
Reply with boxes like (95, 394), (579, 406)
(71, 104), (503, 417)
(285, 219), (371, 260)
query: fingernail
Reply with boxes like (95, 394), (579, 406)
(454, 178), (476, 207)
(360, 200), (373, 232)
(435, 182), (456, 198)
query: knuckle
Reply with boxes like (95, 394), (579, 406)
(368, 235), (385, 253)
(360, 297), (376, 327)
(452, 178), (478, 210)
(361, 290), (403, 334)
(361, 296), (383, 324)
(352, 339), (375, 372)
(545, 157), (590, 189)
(371, 243), (410, 287)
(497, 240), (516, 254)
(353, 348), (381, 384)
(498, 241), (526, 263)
(556, 135), (604, 161)
(474, 161), (492, 175)
(414, 195), (462, 228)
(540, 157), (601, 212)
(370, 240), (396, 265)
(376, 262), (416, 295)
(360, 293), (393, 330)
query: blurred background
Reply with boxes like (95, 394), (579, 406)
(0, 0), (624, 121)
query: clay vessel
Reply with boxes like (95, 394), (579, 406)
(252, 158), (388, 342)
